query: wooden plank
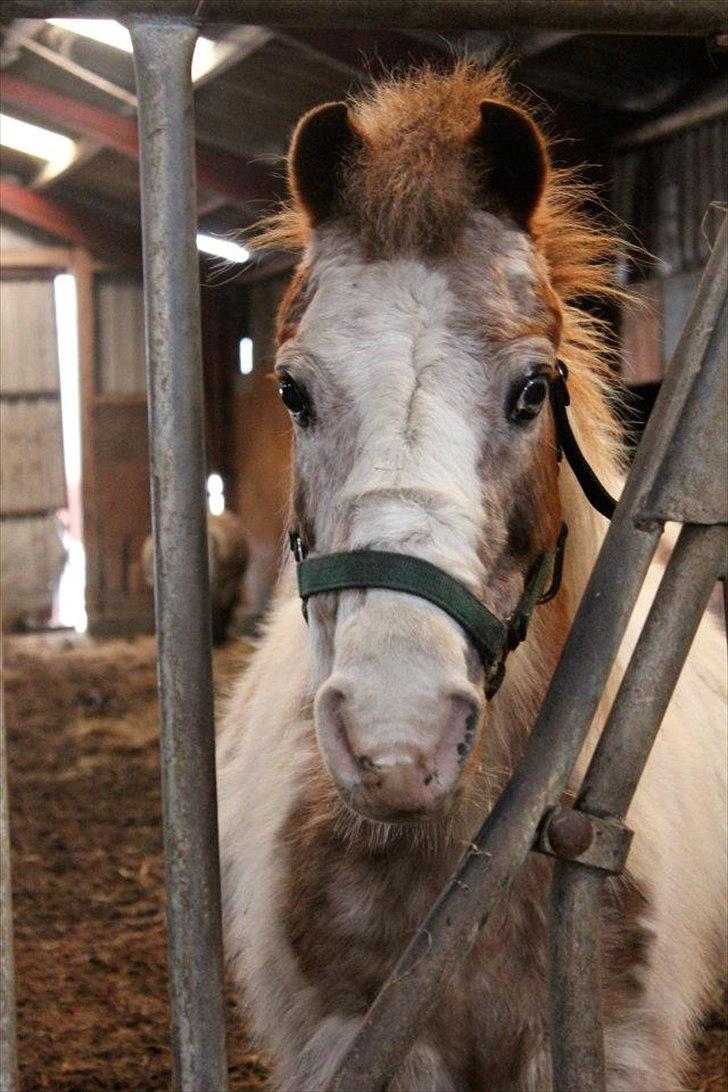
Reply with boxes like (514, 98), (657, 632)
(0, 248), (73, 270)
(95, 275), (147, 395)
(0, 514), (66, 626)
(0, 400), (66, 514)
(0, 279), (59, 394)
(620, 279), (663, 385)
(95, 393), (147, 406)
(94, 400), (149, 464)
(93, 400), (153, 632)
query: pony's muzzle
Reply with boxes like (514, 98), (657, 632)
(314, 678), (482, 820)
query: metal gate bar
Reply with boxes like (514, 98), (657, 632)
(128, 18), (228, 1091)
(551, 521), (727, 1091)
(326, 216), (728, 1092)
(2, 1), (727, 35)
(0, 679), (19, 1092)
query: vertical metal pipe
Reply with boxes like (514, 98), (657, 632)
(550, 523), (727, 1092)
(0, 672), (19, 1092)
(549, 864), (605, 1092)
(128, 19), (227, 1091)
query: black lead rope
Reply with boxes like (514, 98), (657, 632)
(550, 361), (618, 521)
(289, 362), (617, 698)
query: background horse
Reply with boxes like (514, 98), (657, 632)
(217, 64), (726, 1091)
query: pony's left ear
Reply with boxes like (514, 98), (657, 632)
(471, 101), (549, 230)
(288, 101), (362, 226)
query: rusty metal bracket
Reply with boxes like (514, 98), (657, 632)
(535, 806), (633, 875)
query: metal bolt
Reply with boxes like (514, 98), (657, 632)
(547, 807), (594, 858)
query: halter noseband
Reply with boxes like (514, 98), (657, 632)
(289, 362), (617, 698)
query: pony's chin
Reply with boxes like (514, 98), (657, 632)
(337, 783), (457, 826)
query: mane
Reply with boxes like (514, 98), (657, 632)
(254, 61), (629, 613)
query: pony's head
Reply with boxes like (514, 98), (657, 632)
(265, 66), (620, 824)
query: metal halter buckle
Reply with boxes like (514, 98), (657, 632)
(289, 530), (307, 563)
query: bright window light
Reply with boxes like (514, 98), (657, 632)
(47, 18), (218, 82)
(54, 275), (81, 487)
(54, 273), (87, 634)
(190, 37), (221, 83)
(0, 113), (77, 172)
(207, 473), (225, 516)
(196, 233), (250, 264)
(47, 18), (134, 52)
(239, 336), (254, 375)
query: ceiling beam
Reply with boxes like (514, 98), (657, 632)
(0, 74), (278, 207)
(4, 24), (138, 107)
(2, 1), (726, 34)
(617, 91), (728, 149)
(0, 178), (140, 262)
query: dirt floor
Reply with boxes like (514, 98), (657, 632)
(3, 633), (727, 1091)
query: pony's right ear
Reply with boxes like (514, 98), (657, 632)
(288, 101), (361, 226)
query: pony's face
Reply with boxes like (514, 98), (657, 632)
(277, 96), (564, 823)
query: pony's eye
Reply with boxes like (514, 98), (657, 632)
(509, 374), (549, 423)
(278, 375), (313, 426)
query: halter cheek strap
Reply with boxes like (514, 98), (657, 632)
(289, 362), (614, 699)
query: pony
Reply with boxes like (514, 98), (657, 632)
(142, 511), (250, 644)
(216, 64), (727, 1091)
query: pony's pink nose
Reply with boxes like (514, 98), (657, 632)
(314, 680), (480, 819)
(353, 745), (447, 816)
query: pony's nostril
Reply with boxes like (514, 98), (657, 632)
(314, 678), (362, 789)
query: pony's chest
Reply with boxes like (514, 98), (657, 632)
(283, 830), (550, 1020)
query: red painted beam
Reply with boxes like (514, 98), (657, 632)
(1, 74), (139, 156)
(0, 74), (277, 207)
(0, 178), (140, 261)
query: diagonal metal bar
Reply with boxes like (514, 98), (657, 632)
(128, 18), (227, 1091)
(327, 218), (728, 1092)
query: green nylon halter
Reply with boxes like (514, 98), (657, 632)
(291, 524), (567, 698)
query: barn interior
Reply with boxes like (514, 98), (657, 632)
(0, 13), (726, 1091)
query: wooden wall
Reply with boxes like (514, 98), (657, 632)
(226, 272), (292, 614)
(83, 265), (294, 630)
(0, 254), (67, 629)
(615, 114), (727, 385)
(78, 257), (154, 636)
